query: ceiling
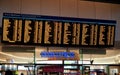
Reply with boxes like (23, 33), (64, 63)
(0, 0), (120, 65)
(83, 0), (120, 4)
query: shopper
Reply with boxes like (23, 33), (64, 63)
(21, 73), (24, 75)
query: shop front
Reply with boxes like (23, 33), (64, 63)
(0, 46), (120, 75)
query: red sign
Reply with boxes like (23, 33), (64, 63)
(43, 66), (63, 72)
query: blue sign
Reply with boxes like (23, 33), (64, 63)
(40, 52), (75, 58)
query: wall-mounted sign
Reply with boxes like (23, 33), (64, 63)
(2, 13), (116, 47)
(43, 65), (63, 72)
(40, 52), (75, 58)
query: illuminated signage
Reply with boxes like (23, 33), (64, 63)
(2, 13), (116, 47)
(40, 52), (75, 58)
(43, 66), (63, 72)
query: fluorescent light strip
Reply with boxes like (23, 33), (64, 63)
(0, 52), (33, 60)
(94, 54), (120, 60)
(0, 59), (6, 62)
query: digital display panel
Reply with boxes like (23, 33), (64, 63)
(2, 13), (116, 47)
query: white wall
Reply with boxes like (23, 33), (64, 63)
(0, 0), (120, 41)
(40, 0), (60, 16)
(111, 4), (120, 41)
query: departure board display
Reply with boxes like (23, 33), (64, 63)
(2, 13), (116, 47)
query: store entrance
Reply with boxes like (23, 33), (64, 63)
(36, 60), (81, 75)
(37, 65), (63, 75)
(36, 64), (81, 75)
(35, 62), (113, 75)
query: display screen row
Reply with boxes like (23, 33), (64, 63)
(2, 13), (116, 47)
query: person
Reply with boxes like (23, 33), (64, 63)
(21, 73), (24, 75)
(115, 73), (117, 75)
(5, 69), (13, 75)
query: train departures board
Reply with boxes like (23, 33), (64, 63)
(2, 13), (116, 47)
